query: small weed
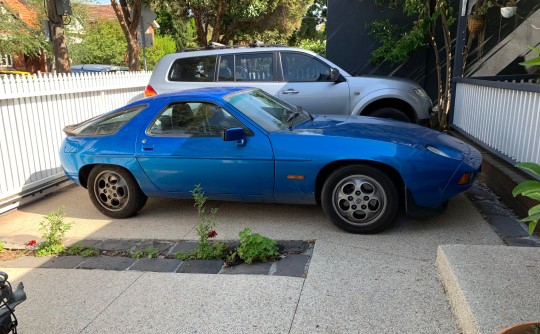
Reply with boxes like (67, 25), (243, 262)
(35, 208), (73, 257)
(131, 246), (160, 259)
(0, 240), (4, 253)
(175, 251), (190, 260)
(237, 228), (279, 264)
(65, 243), (100, 257)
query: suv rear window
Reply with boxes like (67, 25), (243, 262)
(168, 56), (217, 82)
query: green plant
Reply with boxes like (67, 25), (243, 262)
(471, 0), (494, 15)
(175, 251), (190, 260)
(190, 184), (228, 260)
(0, 240), (4, 253)
(35, 208), (73, 257)
(237, 228), (279, 264)
(512, 162), (540, 235)
(131, 250), (144, 259)
(65, 243), (100, 257)
(526, 324), (540, 334)
(142, 246), (160, 259)
(520, 46), (540, 68)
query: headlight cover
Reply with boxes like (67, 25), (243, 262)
(426, 145), (463, 160)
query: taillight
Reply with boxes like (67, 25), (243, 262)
(144, 85), (157, 97)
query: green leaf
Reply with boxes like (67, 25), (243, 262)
(529, 221), (538, 235)
(512, 180), (540, 197)
(521, 212), (540, 223)
(526, 193), (540, 201)
(528, 204), (540, 217)
(516, 162), (540, 176)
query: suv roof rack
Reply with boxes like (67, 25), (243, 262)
(178, 40), (289, 53)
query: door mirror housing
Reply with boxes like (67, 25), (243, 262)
(222, 127), (245, 142)
(330, 68), (340, 82)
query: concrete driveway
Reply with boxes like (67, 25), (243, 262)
(0, 184), (503, 333)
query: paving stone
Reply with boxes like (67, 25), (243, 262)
(129, 258), (182, 272)
(486, 215), (530, 238)
(279, 241), (310, 253)
(176, 259), (224, 274)
(65, 239), (100, 248)
(221, 261), (273, 275)
(465, 184), (498, 202)
(77, 256), (136, 271)
(132, 240), (174, 254)
(473, 201), (512, 217)
(273, 254), (310, 277)
(0, 256), (53, 268)
(504, 237), (540, 247)
(40, 256), (86, 269)
(169, 241), (198, 256)
(94, 239), (139, 252)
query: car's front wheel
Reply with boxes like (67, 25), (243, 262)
(369, 107), (411, 123)
(321, 165), (399, 233)
(87, 165), (147, 219)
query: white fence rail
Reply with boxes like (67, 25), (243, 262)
(453, 79), (540, 165)
(0, 71), (152, 211)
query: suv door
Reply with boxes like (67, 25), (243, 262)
(278, 52), (350, 115)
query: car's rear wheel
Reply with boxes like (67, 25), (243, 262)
(87, 165), (147, 219)
(369, 107), (411, 123)
(321, 165), (399, 233)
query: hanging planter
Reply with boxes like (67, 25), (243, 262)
(500, 6), (517, 18)
(467, 15), (486, 35)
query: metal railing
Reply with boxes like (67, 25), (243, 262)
(452, 75), (540, 165)
(0, 71), (152, 212)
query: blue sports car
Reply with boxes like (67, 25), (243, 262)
(60, 87), (481, 233)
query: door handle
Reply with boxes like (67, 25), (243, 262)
(141, 138), (154, 151)
(282, 89), (299, 95)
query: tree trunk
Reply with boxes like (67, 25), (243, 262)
(46, 0), (70, 73)
(192, 8), (208, 46)
(111, 0), (141, 71)
(211, 0), (225, 42)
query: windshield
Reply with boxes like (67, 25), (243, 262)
(224, 89), (311, 132)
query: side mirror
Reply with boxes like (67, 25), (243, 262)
(330, 68), (341, 82)
(222, 127), (246, 146)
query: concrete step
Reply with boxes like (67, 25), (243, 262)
(436, 244), (540, 333)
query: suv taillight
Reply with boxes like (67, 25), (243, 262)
(144, 85), (157, 97)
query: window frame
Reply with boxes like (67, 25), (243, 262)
(167, 55), (218, 82)
(216, 52), (278, 83)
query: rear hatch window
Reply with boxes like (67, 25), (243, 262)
(64, 105), (147, 136)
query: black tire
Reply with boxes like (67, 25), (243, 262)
(87, 165), (147, 219)
(321, 165), (399, 233)
(369, 107), (411, 123)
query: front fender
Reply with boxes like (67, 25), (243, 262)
(351, 88), (430, 120)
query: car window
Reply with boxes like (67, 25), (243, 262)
(281, 52), (332, 82)
(234, 53), (273, 82)
(71, 105), (146, 136)
(225, 89), (310, 132)
(218, 55), (234, 82)
(148, 102), (247, 137)
(168, 56), (216, 82)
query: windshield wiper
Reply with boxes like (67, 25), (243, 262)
(287, 111), (301, 129)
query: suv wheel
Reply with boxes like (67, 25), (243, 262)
(369, 107), (411, 123)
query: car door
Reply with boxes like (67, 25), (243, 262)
(278, 52), (350, 115)
(135, 101), (275, 201)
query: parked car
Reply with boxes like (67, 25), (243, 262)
(70, 64), (129, 73)
(60, 87), (480, 233)
(145, 44), (434, 124)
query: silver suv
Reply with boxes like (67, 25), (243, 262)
(145, 45), (433, 123)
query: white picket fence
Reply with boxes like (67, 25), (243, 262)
(0, 71), (152, 212)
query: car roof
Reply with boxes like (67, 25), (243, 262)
(71, 64), (128, 72)
(164, 46), (318, 59)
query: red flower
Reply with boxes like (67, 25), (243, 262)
(207, 230), (217, 239)
(27, 240), (37, 246)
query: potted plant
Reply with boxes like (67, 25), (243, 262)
(500, 0), (518, 18)
(497, 322), (540, 334)
(468, 0), (494, 34)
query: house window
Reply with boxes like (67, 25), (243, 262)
(0, 54), (13, 68)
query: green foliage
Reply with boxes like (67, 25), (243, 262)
(130, 246), (160, 259)
(289, 0), (326, 45)
(175, 251), (190, 260)
(520, 46), (540, 68)
(143, 35), (177, 70)
(471, 0), (494, 15)
(0, 240), (4, 253)
(526, 324), (540, 334)
(237, 228), (279, 264)
(0, 2), (48, 57)
(65, 242), (100, 257)
(68, 19), (126, 66)
(513, 162), (540, 235)
(35, 209), (72, 257)
(155, 5), (196, 50)
(297, 39), (326, 57)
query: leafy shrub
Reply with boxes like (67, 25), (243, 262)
(237, 228), (279, 264)
(513, 162), (540, 235)
(35, 209), (72, 257)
